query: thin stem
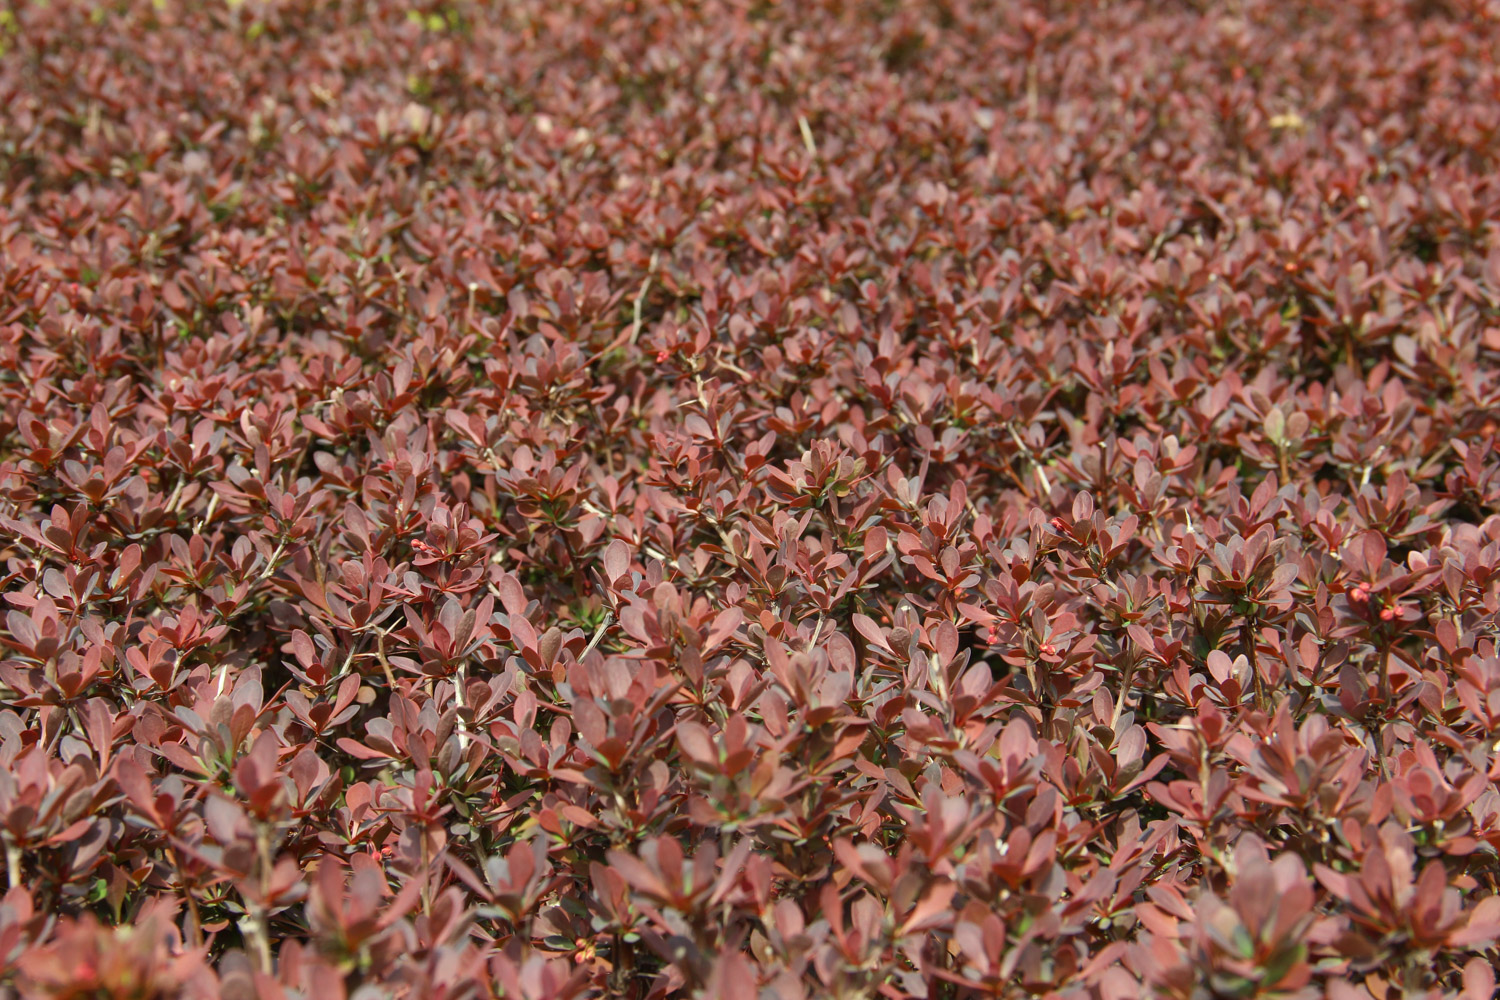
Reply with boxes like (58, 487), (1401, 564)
(1112, 655), (1136, 729)
(167, 845), (203, 948)
(420, 827), (433, 918)
(580, 612), (615, 661)
(454, 661), (470, 753)
(1378, 642), (1392, 706)
(246, 824), (275, 973)
(1242, 617), (1265, 712)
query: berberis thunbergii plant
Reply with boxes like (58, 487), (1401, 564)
(2, 0), (1500, 996)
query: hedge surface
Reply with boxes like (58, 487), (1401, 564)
(2, 0), (1500, 997)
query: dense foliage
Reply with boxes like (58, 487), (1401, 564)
(3, 0), (1500, 996)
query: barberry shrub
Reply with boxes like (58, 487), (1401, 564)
(2, 0), (1500, 997)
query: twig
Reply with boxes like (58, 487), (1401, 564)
(4, 838), (19, 891)
(625, 251), (660, 346)
(580, 612), (615, 661)
(797, 114), (818, 158)
(454, 660), (470, 752)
